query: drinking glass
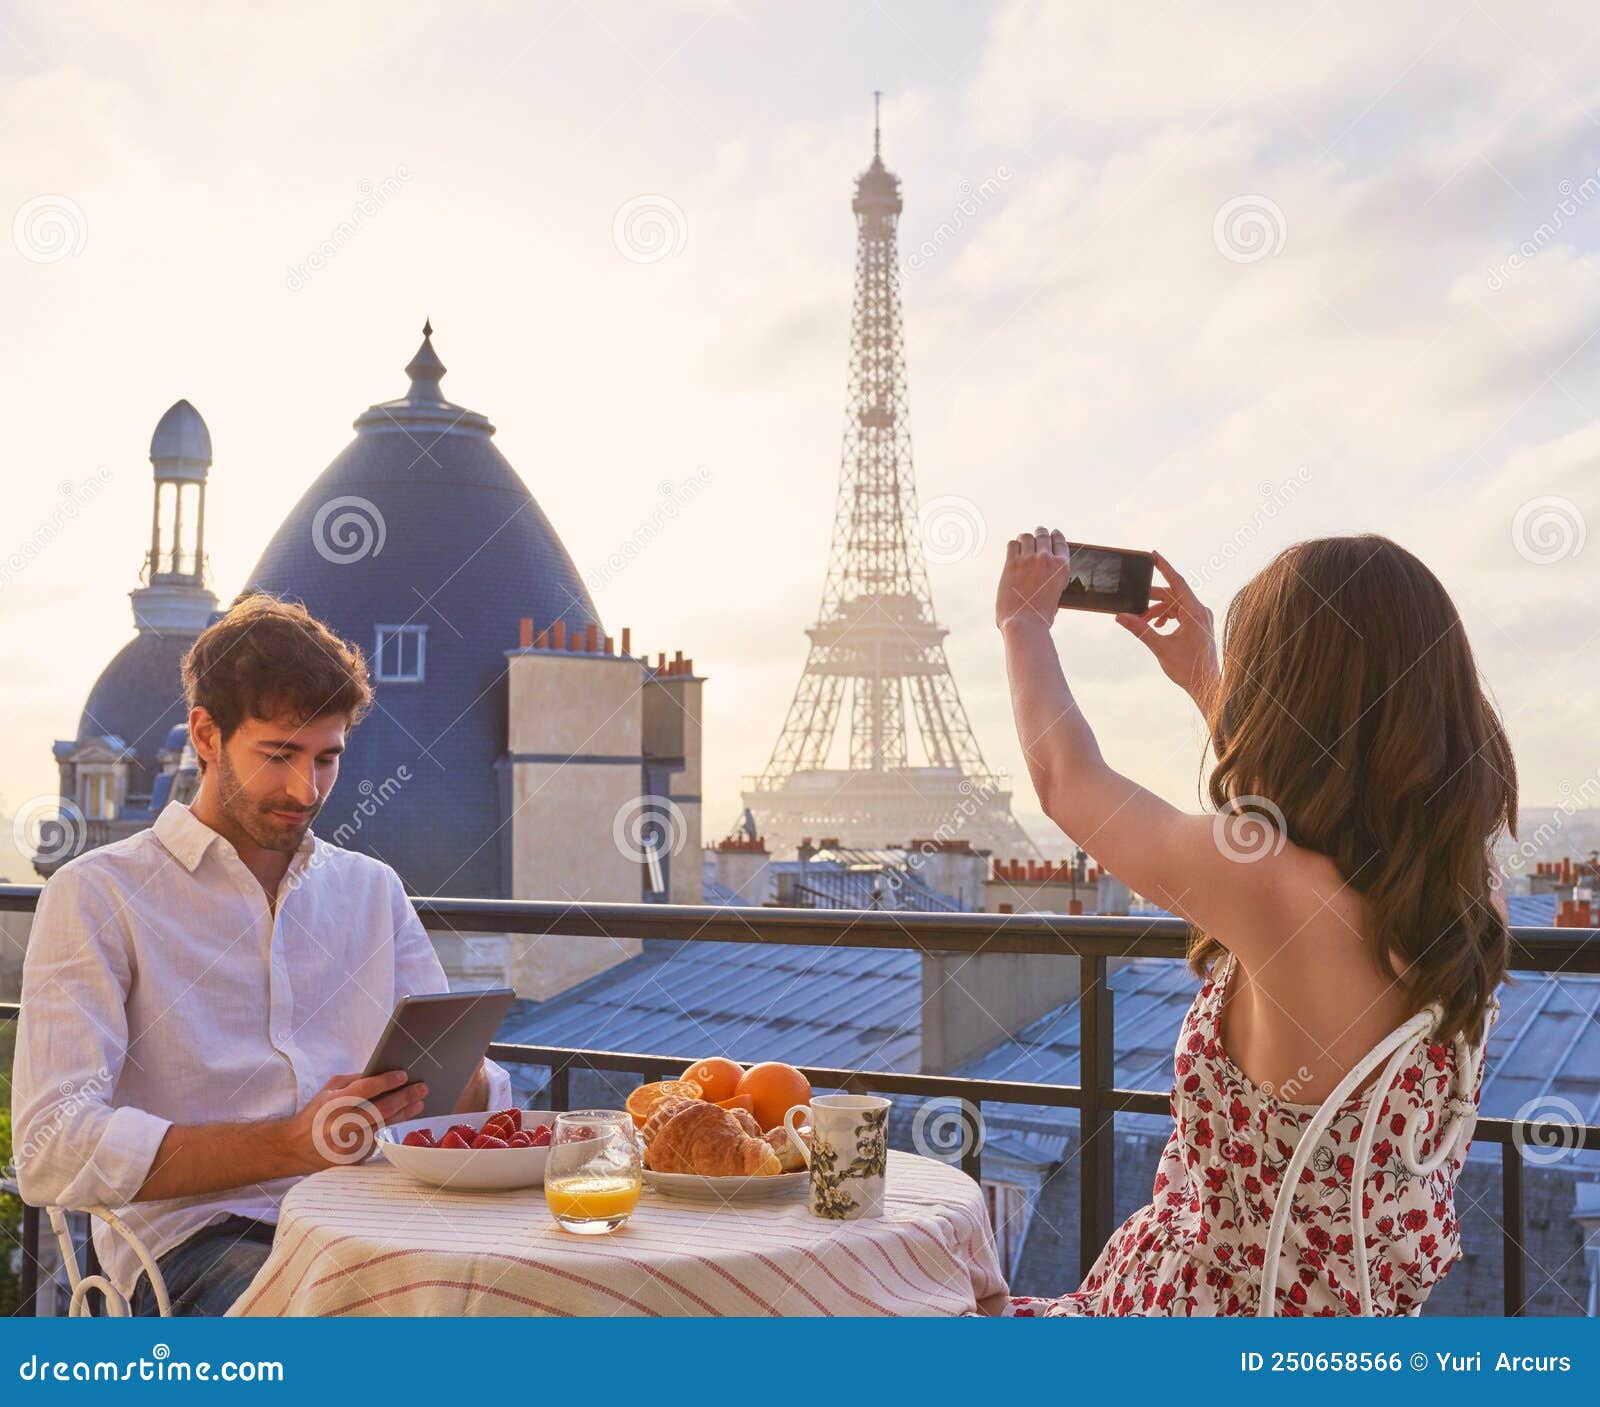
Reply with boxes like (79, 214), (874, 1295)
(543, 1110), (642, 1234)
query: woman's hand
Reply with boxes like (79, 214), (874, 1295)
(1116, 550), (1220, 709)
(996, 526), (1071, 632)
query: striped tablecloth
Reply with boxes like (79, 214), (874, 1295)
(229, 1150), (1007, 1317)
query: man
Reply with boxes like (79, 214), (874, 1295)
(13, 594), (511, 1315)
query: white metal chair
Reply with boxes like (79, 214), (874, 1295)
(45, 1205), (171, 1317)
(1257, 1004), (1489, 1317)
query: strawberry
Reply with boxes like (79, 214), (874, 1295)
(438, 1131), (470, 1150)
(445, 1124), (479, 1144)
(489, 1108), (522, 1132)
(528, 1124), (552, 1148)
(470, 1133), (509, 1150)
(401, 1129), (436, 1148)
(506, 1131), (533, 1148)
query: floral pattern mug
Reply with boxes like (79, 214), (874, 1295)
(783, 1093), (891, 1220)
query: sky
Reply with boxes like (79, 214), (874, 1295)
(2, 0), (1597, 867)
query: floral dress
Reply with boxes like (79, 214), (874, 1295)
(1006, 955), (1491, 1317)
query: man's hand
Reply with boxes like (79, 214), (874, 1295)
(287, 1070), (428, 1172)
(134, 1069), (427, 1202)
(1116, 550), (1220, 710)
(997, 527), (1071, 633)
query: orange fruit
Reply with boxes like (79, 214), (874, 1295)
(715, 1094), (756, 1116)
(625, 1079), (702, 1128)
(682, 1057), (745, 1103)
(734, 1062), (811, 1131)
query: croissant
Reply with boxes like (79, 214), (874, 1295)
(764, 1124), (809, 1173)
(640, 1095), (700, 1147)
(644, 1101), (783, 1177)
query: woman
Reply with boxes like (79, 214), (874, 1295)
(997, 531), (1512, 1316)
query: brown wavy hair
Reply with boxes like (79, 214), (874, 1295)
(1195, 535), (1515, 1043)
(182, 593), (372, 770)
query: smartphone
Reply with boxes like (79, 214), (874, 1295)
(1058, 542), (1155, 615)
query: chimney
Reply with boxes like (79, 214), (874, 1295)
(621, 626), (631, 656)
(604, 634), (614, 655)
(551, 620), (567, 650)
(535, 627), (549, 648)
(586, 623), (599, 653)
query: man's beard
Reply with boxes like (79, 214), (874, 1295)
(214, 746), (321, 852)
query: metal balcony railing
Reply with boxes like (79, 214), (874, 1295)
(3, 887), (1597, 1316)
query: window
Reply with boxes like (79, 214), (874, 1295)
(79, 771), (115, 821)
(374, 624), (427, 683)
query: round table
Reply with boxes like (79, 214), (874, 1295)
(229, 1150), (1007, 1317)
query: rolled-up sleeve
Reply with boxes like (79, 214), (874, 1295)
(12, 869), (173, 1209)
(389, 875), (513, 1111)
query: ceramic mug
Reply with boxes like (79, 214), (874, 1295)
(783, 1093), (891, 1220)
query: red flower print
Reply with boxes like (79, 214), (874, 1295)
(1001, 962), (1485, 1320)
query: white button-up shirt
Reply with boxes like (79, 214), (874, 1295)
(12, 802), (512, 1298)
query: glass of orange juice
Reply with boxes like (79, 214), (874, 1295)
(544, 1110), (642, 1234)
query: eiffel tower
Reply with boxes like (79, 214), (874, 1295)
(741, 102), (1038, 861)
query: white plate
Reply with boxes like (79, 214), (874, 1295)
(643, 1169), (808, 1203)
(376, 1110), (559, 1192)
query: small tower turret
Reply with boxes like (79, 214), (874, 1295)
(132, 400), (218, 632)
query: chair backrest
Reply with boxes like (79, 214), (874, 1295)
(1257, 1008), (1487, 1317)
(46, 1205), (171, 1317)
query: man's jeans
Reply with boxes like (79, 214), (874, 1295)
(130, 1215), (277, 1316)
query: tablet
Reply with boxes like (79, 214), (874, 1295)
(361, 987), (514, 1119)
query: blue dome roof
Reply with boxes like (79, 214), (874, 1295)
(149, 399), (212, 472)
(77, 630), (194, 795)
(243, 325), (602, 898)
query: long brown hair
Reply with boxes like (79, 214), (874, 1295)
(1196, 535), (1515, 1043)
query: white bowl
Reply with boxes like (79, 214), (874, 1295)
(376, 1110), (560, 1192)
